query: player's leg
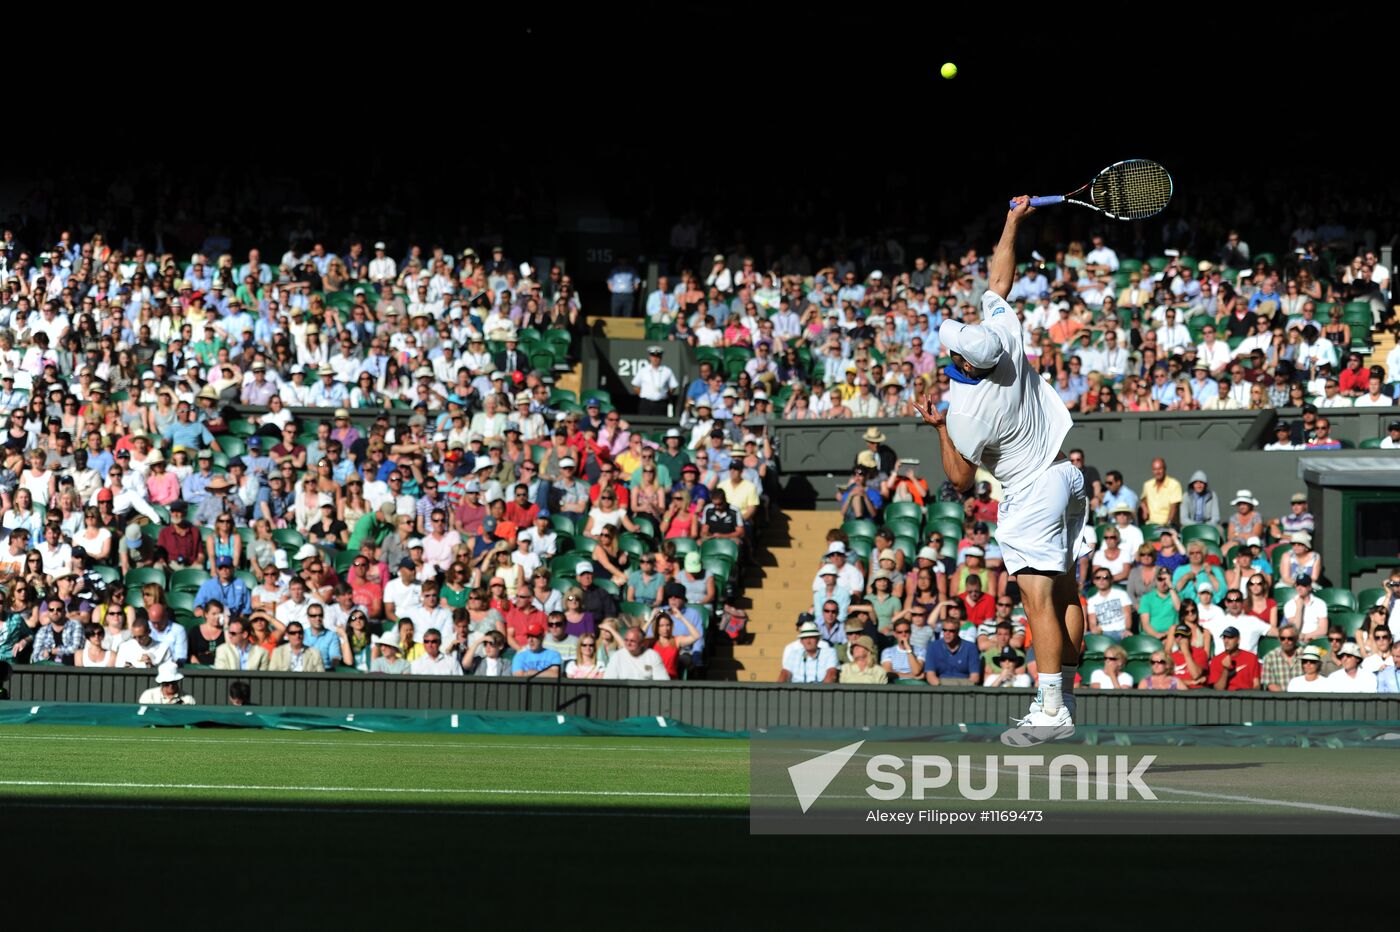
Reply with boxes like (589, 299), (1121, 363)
(1016, 570), (1073, 710)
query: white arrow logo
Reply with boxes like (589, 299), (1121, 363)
(787, 741), (866, 814)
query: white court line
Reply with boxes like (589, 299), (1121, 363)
(0, 779), (749, 799)
(794, 747), (1400, 821)
(1, 801), (749, 820)
(0, 732), (747, 754)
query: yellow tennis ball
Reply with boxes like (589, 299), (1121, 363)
(940, 62), (957, 79)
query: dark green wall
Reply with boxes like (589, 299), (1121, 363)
(6, 667), (1398, 730)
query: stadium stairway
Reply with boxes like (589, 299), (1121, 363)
(1365, 327), (1395, 373)
(706, 510), (826, 682)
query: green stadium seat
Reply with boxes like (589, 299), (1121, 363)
(1331, 611), (1366, 638)
(1256, 636), (1280, 659)
(631, 514), (659, 540)
(931, 519), (964, 543)
(841, 519), (878, 539)
(1082, 633), (1117, 659)
(1120, 634), (1162, 662)
(594, 578), (620, 597)
(846, 538), (872, 563)
(272, 529), (306, 551)
(1078, 660), (1104, 685)
(1181, 524), (1222, 546)
(1358, 588), (1386, 610)
(1124, 660), (1152, 685)
(1360, 438), (1384, 449)
(617, 535), (649, 561)
(891, 537), (917, 564)
(92, 565), (122, 585)
(885, 518), (921, 542)
(550, 514), (576, 535)
(226, 420), (258, 438)
(883, 502), (924, 525)
(167, 591), (196, 614)
(170, 568), (210, 593)
(549, 553), (580, 580)
(1272, 585), (1296, 605)
(620, 601), (653, 621)
(235, 570), (258, 589)
(124, 567), (167, 590)
(218, 436), (246, 458)
(669, 537), (699, 556)
(1316, 588), (1358, 612)
(927, 502), (965, 522)
(700, 539), (739, 564)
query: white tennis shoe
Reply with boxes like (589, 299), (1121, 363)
(999, 706), (1075, 747)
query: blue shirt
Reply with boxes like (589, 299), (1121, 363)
(924, 635), (980, 679)
(194, 577), (251, 618)
(86, 449), (114, 479)
(607, 269), (638, 294)
(1101, 486), (1140, 515)
(164, 420), (215, 452)
(511, 647), (563, 675)
(148, 620), (189, 664)
(1378, 666), (1400, 693)
(304, 626), (340, 669)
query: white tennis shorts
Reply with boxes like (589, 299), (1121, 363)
(995, 459), (1092, 575)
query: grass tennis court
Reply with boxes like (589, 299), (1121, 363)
(0, 723), (1384, 921)
(0, 725), (751, 809)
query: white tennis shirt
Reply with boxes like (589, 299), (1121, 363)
(943, 291), (1073, 497)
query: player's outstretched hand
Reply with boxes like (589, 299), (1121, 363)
(912, 390), (946, 430)
(1008, 195), (1036, 219)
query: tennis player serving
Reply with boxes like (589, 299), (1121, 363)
(913, 196), (1091, 745)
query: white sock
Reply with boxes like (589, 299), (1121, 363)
(1038, 672), (1063, 715)
(1060, 664), (1078, 716)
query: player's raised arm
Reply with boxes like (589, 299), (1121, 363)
(986, 195), (1036, 301)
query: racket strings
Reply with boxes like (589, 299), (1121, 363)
(1093, 160), (1172, 220)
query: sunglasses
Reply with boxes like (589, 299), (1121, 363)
(1150, 659), (1168, 665)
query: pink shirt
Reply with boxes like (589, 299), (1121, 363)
(146, 471), (182, 505)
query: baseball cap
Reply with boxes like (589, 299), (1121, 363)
(1221, 626), (1240, 639)
(1295, 573), (1313, 587)
(963, 546), (985, 557)
(1338, 642), (1362, 659)
(938, 319), (1002, 369)
(825, 541), (847, 556)
(575, 561), (594, 575)
(96, 489), (114, 501)
(215, 555), (234, 568)
(526, 621), (546, 637)
(818, 563), (838, 577)
(398, 557), (416, 570)
(684, 552), (703, 573)
(1291, 493), (1308, 504)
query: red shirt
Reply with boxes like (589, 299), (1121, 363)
(967, 497), (999, 524)
(349, 576), (384, 613)
(588, 482), (629, 508)
(505, 606), (547, 648)
(505, 501), (539, 528)
(156, 524), (202, 567)
(961, 591), (995, 625)
(1339, 365), (1368, 395)
(1207, 649), (1261, 690)
(1171, 645), (1210, 688)
(456, 500), (487, 536)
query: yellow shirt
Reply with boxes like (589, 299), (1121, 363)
(614, 450), (643, 481)
(716, 478), (760, 515)
(1140, 477), (1183, 525)
(839, 661), (889, 685)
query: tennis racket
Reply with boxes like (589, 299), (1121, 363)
(1010, 158), (1173, 220)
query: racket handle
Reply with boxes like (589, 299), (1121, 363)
(1009, 195), (1064, 209)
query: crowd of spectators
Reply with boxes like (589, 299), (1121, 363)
(783, 441), (1400, 694)
(635, 229), (1396, 447)
(0, 230), (774, 684)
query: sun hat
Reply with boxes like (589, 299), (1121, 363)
(154, 661), (183, 685)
